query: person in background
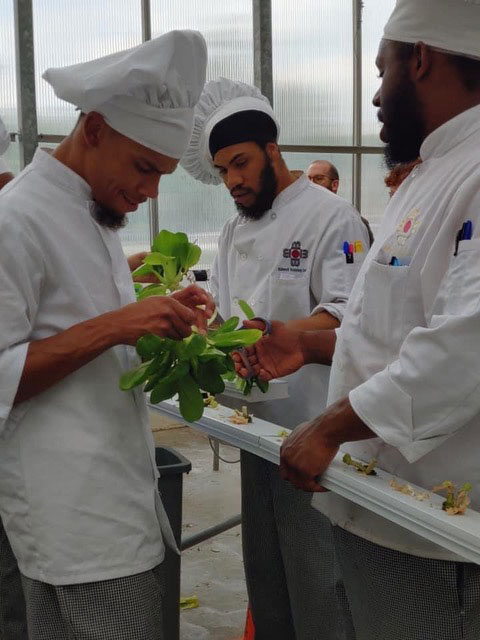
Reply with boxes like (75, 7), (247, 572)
(237, 0), (480, 637)
(384, 157), (422, 197)
(0, 31), (211, 640)
(307, 159), (374, 247)
(181, 77), (369, 640)
(307, 159), (340, 193)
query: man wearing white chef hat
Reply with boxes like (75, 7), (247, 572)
(237, 0), (480, 637)
(0, 30), (212, 639)
(182, 77), (369, 639)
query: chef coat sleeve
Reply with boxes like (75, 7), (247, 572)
(349, 188), (480, 463)
(0, 215), (44, 434)
(311, 204), (369, 321)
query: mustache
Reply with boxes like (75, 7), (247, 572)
(230, 187), (253, 198)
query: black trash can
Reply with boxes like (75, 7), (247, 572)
(156, 446), (192, 640)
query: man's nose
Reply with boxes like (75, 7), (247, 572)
(139, 175), (160, 200)
(372, 88), (380, 107)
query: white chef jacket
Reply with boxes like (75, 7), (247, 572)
(0, 149), (175, 585)
(318, 104), (480, 561)
(211, 175), (369, 427)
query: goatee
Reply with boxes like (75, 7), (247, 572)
(92, 203), (127, 230)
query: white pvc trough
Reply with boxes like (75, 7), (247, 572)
(150, 398), (480, 565)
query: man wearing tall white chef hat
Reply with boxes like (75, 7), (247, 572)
(238, 0), (480, 637)
(181, 77), (369, 639)
(0, 30), (212, 639)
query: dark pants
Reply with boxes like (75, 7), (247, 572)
(241, 451), (341, 640)
(334, 525), (480, 640)
(0, 518), (28, 639)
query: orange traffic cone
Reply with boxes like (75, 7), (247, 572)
(243, 605), (255, 640)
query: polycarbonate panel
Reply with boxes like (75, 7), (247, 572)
(0, 0), (17, 132)
(33, 0), (142, 135)
(119, 203), (151, 256)
(362, 0), (396, 145)
(2, 140), (20, 176)
(360, 153), (390, 236)
(151, 0), (253, 83)
(282, 152), (353, 203)
(272, 0), (353, 146)
(156, 166), (237, 270)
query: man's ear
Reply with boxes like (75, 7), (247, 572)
(265, 141), (280, 162)
(81, 112), (108, 149)
(412, 42), (433, 82)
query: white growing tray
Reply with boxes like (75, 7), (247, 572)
(150, 399), (480, 565)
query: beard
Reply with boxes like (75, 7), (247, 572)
(234, 154), (278, 221)
(92, 202), (127, 230)
(382, 72), (425, 170)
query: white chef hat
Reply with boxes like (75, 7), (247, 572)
(43, 30), (208, 159)
(180, 78), (279, 185)
(0, 116), (10, 174)
(384, 0), (480, 61)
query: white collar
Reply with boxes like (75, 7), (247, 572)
(30, 149), (92, 200)
(420, 104), (480, 161)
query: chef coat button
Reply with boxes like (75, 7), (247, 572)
(240, 253), (247, 260)
(271, 212), (277, 220)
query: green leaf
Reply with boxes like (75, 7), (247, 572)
(132, 263), (158, 279)
(198, 348), (227, 361)
(137, 284), (168, 300)
(119, 361), (152, 390)
(184, 243), (202, 270)
(238, 299), (255, 320)
(254, 377), (269, 393)
(194, 361), (226, 395)
(136, 334), (167, 359)
(222, 370), (236, 382)
(150, 377), (178, 404)
(209, 329), (262, 348)
(180, 333), (207, 359)
(144, 252), (178, 283)
(152, 230), (189, 272)
(178, 374), (205, 422)
(215, 316), (239, 334)
(145, 351), (173, 377)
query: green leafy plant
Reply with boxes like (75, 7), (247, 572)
(122, 231), (269, 420)
(432, 480), (472, 515)
(120, 325), (263, 422)
(133, 230), (202, 299)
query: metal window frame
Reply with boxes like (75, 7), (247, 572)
(252, 0), (382, 215)
(14, 0), (38, 168)
(14, 0), (384, 242)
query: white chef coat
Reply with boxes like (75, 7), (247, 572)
(211, 175), (369, 427)
(0, 149), (175, 585)
(318, 104), (480, 561)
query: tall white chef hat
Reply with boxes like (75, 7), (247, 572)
(384, 0), (480, 61)
(43, 30), (208, 159)
(180, 78), (279, 185)
(0, 116), (10, 174)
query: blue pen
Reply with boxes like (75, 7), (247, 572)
(463, 220), (473, 240)
(389, 256), (400, 266)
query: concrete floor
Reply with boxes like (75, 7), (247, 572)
(152, 414), (247, 640)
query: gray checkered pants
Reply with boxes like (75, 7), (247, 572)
(0, 517), (28, 638)
(333, 526), (480, 640)
(21, 564), (165, 640)
(241, 451), (343, 640)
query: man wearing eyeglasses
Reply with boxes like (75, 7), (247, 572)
(306, 159), (340, 193)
